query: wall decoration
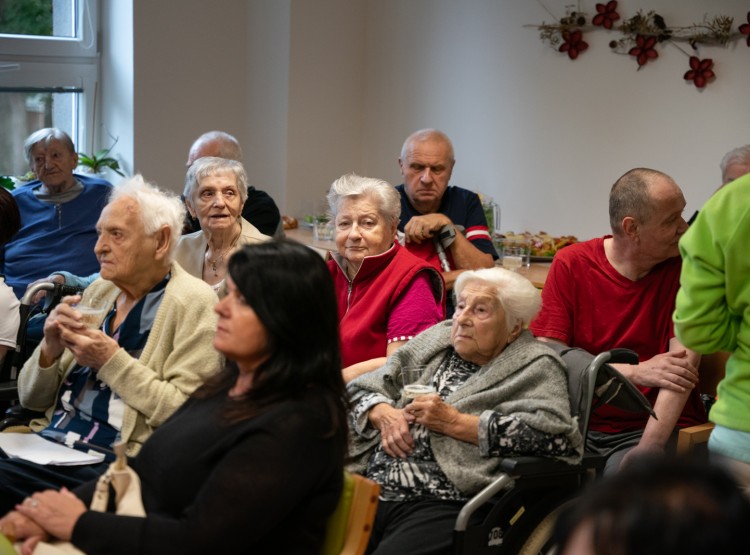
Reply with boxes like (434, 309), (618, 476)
(530, 1), (748, 89)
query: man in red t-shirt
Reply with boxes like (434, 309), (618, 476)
(530, 168), (705, 473)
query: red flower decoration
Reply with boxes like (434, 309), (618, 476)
(592, 1), (620, 30)
(629, 35), (659, 66)
(740, 12), (750, 47)
(559, 30), (589, 60)
(684, 56), (715, 88)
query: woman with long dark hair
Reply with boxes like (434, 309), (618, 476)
(2, 240), (349, 555)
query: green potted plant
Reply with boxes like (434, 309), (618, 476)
(1, 176), (14, 190)
(77, 139), (124, 176)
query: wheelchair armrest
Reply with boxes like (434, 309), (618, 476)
(454, 474), (515, 532)
(498, 456), (581, 476)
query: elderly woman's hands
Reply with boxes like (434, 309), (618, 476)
(368, 403), (415, 458)
(40, 295), (118, 369)
(15, 488), (85, 546)
(0, 509), (48, 554)
(405, 395), (480, 445)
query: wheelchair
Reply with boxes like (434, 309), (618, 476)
(452, 345), (654, 555)
(0, 281), (84, 419)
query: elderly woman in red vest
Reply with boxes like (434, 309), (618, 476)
(327, 173), (445, 382)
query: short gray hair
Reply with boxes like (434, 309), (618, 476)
(609, 168), (673, 235)
(326, 173), (401, 226)
(183, 157), (249, 205)
(720, 144), (750, 177)
(400, 128), (455, 164)
(107, 175), (185, 262)
(24, 128), (76, 167)
(454, 267), (541, 329)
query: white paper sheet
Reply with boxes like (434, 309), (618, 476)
(0, 433), (105, 466)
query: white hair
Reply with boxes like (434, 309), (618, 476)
(183, 156), (249, 204)
(720, 144), (750, 175)
(326, 172), (401, 226)
(107, 175), (185, 262)
(24, 128), (76, 167)
(454, 267), (541, 329)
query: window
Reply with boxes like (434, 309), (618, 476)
(0, 0), (98, 178)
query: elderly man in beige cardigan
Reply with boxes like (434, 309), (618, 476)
(0, 175), (222, 513)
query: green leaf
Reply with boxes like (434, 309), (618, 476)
(1, 176), (15, 191)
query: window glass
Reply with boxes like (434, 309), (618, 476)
(0, 89), (79, 177)
(0, 0), (96, 181)
(0, 0), (75, 39)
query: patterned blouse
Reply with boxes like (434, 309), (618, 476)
(352, 349), (578, 502)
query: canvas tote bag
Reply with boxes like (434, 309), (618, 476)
(18, 443), (145, 555)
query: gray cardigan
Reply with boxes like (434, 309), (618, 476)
(347, 322), (582, 496)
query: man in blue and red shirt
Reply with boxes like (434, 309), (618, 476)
(396, 129), (497, 315)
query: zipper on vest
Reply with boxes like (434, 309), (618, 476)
(56, 203), (63, 229)
(345, 280), (354, 313)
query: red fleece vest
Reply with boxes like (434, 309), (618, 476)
(328, 242), (444, 368)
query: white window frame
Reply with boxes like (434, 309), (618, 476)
(0, 0), (98, 58)
(0, 0), (99, 153)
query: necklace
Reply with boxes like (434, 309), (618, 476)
(205, 229), (241, 277)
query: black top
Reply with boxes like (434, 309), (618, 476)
(72, 387), (344, 555)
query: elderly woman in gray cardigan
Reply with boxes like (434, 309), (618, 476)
(348, 266), (582, 555)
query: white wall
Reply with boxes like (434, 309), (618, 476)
(107, 0), (750, 240)
(360, 0), (750, 239)
(114, 0), (247, 191)
(100, 0), (133, 178)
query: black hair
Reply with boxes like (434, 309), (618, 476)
(197, 239), (348, 454)
(0, 187), (21, 245)
(553, 455), (750, 555)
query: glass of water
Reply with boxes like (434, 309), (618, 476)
(401, 365), (436, 399)
(495, 237), (531, 271)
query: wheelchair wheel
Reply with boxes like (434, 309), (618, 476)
(516, 501), (569, 555)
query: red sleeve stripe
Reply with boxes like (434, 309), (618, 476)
(465, 226), (491, 241)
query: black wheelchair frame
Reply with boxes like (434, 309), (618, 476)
(0, 281), (84, 412)
(453, 346), (653, 555)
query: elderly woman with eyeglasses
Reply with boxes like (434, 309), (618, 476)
(176, 157), (270, 293)
(347, 267), (583, 554)
(326, 173), (445, 383)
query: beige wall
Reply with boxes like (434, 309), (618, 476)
(104, 0), (750, 239)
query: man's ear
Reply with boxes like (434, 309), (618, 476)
(154, 226), (172, 260)
(622, 216), (638, 240)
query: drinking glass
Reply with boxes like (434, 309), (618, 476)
(313, 215), (334, 242)
(74, 296), (110, 330)
(494, 237), (531, 271)
(401, 365), (436, 399)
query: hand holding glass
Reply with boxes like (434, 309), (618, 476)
(401, 365), (436, 399)
(73, 296), (109, 330)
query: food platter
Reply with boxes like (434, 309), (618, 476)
(495, 231), (578, 261)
